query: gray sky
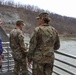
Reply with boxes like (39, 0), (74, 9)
(5, 0), (76, 18)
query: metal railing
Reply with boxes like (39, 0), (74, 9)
(1, 42), (14, 73)
(54, 51), (76, 75)
(1, 42), (76, 75)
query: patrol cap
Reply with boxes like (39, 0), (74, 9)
(37, 12), (51, 23)
(36, 12), (49, 19)
(16, 20), (25, 26)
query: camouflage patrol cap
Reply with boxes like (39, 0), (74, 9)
(37, 12), (49, 19)
(16, 20), (25, 26)
(37, 12), (51, 23)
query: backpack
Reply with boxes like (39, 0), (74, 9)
(0, 37), (3, 55)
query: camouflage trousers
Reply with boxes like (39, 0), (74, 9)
(14, 57), (28, 75)
(32, 61), (54, 75)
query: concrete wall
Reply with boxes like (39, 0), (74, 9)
(0, 27), (9, 42)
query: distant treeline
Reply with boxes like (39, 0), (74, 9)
(0, 0), (48, 12)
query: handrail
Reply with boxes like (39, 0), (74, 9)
(54, 51), (76, 75)
(54, 65), (75, 75)
(55, 51), (76, 59)
(53, 71), (60, 75)
(55, 58), (76, 68)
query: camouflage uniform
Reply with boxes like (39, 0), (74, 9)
(10, 27), (28, 75)
(28, 13), (60, 75)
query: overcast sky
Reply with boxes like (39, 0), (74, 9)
(5, 0), (76, 18)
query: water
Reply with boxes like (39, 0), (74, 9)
(58, 37), (76, 56)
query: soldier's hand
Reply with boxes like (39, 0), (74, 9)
(28, 62), (33, 69)
(1, 54), (4, 59)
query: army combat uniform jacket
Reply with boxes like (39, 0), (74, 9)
(28, 24), (60, 64)
(10, 27), (27, 61)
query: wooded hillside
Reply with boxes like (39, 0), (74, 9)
(0, 1), (76, 37)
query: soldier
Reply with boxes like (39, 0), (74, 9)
(10, 20), (28, 75)
(28, 12), (60, 75)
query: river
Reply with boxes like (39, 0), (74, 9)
(58, 37), (76, 56)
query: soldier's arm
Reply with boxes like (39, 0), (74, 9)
(54, 32), (60, 50)
(28, 30), (37, 62)
(18, 32), (27, 53)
